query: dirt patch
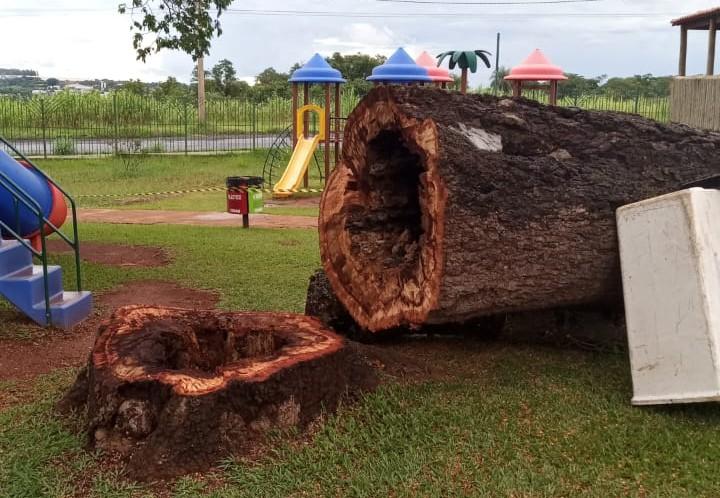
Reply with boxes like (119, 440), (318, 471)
(78, 209), (317, 229)
(265, 196), (320, 209)
(46, 240), (171, 268)
(0, 281), (219, 382)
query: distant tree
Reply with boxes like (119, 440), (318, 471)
(325, 53), (386, 81)
(437, 50), (492, 94)
(191, 66), (211, 83)
(255, 67), (290, 87)
(119, 1), (233, 122)
(211, 59), (237, 97)
(489, 66), (511, 94)
(118, 0), (232, 62)
(602, 74), (671, 97)
(251, 67), (291, 100)
(46, 77), (60, 87)
(119, 79), (147, 95)
(227, 80), (252, 98)
(558, 73), (605, 99)
(155, 77), (188, 99)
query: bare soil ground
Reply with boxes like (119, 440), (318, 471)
(78, 209), (317, 229)
(46, 240), (172, 268)
(0, 280), (219, 382)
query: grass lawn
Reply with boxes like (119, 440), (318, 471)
(36, 153), (322, 217)
(2, 156), (720, 496)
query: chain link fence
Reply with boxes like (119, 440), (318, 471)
(0, 91), (669, 157)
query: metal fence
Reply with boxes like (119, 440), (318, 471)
(0, 91), (670, 157)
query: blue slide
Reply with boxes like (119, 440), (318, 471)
(0, 148), (92, 329)
(0, 150), (54, 236)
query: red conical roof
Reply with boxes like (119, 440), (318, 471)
(415, 51), (454, 83)
(505, 49), (567, 81)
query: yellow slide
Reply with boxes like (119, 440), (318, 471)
(273, 135), (320, 198)
(274, 104), (326, 198)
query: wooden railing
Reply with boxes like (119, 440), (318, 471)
(670, 76), (720, 131)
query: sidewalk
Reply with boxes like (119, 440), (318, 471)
(78, 209), (317, 229)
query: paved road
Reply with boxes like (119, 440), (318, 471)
(4, 134), (282, 156)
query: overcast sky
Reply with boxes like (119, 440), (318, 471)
(2, 0), (719, 86)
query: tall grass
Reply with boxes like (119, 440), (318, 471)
(0, 90), (364, 141)
(0, 88), (668, 144)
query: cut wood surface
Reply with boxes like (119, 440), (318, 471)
(319, 86), (720, 332)
(59, 306), (377, 480)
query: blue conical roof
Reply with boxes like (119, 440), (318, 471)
(289, 54), (346, 84)
(367, 48), (432, 83)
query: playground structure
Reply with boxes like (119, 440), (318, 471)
(265, 49), (452, 197)
(415, 51), (454, 88)
(0, 137), (91, 328)
(267, 54), (345, 198)
(367, 48), (433, 85)
(505, 49), (567, 105)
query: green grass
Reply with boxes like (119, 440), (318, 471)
(37, 153), (323, 212)
(4, 338), (720, 496)
(0, 222), (319, 341)
(39, 153), (264, 208)
(1, 156), (719, 496)
(76, 223), (319, 312)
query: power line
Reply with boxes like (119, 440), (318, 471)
(223, 8), (674, 19)
(3, 7), (679, 20)
(377, 0), (603, 4)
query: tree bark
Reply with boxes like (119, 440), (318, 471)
(319, 85), (720, 333)
(58, 306), (377, 481)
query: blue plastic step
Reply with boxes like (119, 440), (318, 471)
(0, 238), (93, 329)
(37, 291), (93, 329)
(0, 240), (32, 277)
(0, 264), (63, 309)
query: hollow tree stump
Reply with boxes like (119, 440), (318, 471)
(59, 306), (377, 481)
(320, 86), (720, 333)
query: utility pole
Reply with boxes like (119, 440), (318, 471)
(197, 56), (206, 123)
(196, 0), (206, 123)
(494, 32), (501, 95)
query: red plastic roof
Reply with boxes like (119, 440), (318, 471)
(415, 51), (454, 83)
(505, 49), (567, 81)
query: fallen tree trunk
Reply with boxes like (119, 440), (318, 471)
(58, 306), (377, 480)
(320, 86), (720, 332)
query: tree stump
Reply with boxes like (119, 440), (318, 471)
(59, 306), (377, 481)
(320, 85), (720, 333)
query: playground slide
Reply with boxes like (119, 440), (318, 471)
(0, 146), (91, 329)
(0, 151), (67, 243)
(273, 135), (320, 198)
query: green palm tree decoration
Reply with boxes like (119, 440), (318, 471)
(437, 50), (492, 94)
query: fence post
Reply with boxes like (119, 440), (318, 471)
(184, 102), (189, 155)
(252, 103), (257, 151)
(40, 98), (47, 159)
(112, 93), (119, 155)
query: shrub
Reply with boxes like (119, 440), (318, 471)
(116, 139), (146, 176)
(53, 137), (76, 156)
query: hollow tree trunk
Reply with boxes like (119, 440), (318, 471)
(58, 306), (377, 481)
(319, 86), (720, 333)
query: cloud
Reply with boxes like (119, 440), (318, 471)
(1, 0), (717, 83)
